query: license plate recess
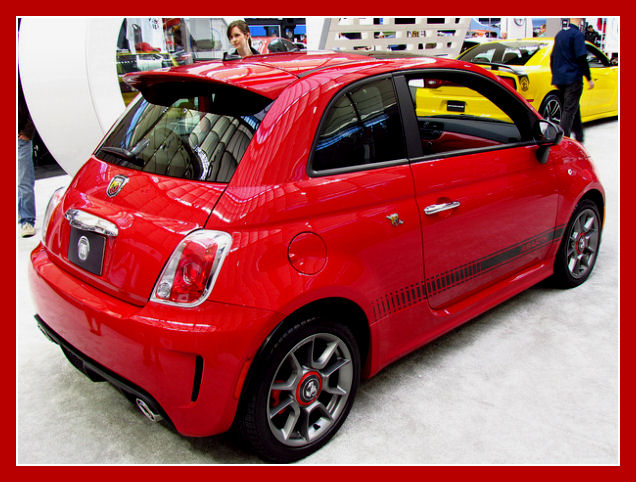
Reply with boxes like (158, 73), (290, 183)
(67, 227), (106, 276)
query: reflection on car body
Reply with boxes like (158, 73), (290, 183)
(30, 51), (604, 463)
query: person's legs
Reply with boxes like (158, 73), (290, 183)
(571, 101), (584, 142)
(18, 138), (36, 232)
(559, 82), (584, 139)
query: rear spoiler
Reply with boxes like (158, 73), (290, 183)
(123, 72), (273, 116)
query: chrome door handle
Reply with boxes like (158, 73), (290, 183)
(424, 201), (461, 216)
(65, 209), (119, 236)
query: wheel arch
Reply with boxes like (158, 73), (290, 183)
(235, 297), (371, 410)
(262, 297), (370, 372)
(579, 188), (605, 226)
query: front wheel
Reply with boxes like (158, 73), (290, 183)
(237, 318), (360, 463)
(552, 199), (601, 288)
(540, 92), (562, 124)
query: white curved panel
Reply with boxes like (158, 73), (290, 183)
(19, 18), (126, 176)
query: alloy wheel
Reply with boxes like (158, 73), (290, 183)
(566, 208), (600, 279)
(542, 96), (562, 124)
(267, 332), (354, 447)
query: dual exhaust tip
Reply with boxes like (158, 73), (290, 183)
(135, 397), (163, 423)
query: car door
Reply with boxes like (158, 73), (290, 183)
(395, 70), (560, 310)
(307, 75), (428, 340)
(580, 44), (618, 118)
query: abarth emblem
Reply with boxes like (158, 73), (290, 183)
(386, 213), (404, 227)
(304, 380), (319, 399)
(77, 236), (90, 261)
(107, 175), (129, 198)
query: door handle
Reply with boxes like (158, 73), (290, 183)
(424, 201), (461, 216)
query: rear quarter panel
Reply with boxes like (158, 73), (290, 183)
(205, 68), (433, 371)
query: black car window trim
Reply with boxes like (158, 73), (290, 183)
(586, 44), (611, 68)
(392, 68), (539, 164)
(307, 73), (410, 178)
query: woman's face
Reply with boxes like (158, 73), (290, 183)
(229, 26), (250, 51)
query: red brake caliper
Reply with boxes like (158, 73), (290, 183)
(270, 380), (286, 415)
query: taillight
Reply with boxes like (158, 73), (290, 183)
(151, 230), (232, 307)
(424, 79), (459, 88)
(500, 76), (517, 90)
(41, 185), (68, 247)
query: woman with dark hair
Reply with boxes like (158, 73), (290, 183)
(226, 20), (259, 58)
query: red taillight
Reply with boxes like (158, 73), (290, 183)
(500, 76), (517, 90)
(41, 185), (68, 247)
(424, 79), (459, 88)
(151, 230), (232, 307)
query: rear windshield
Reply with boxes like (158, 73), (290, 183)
(96, 96), (270, 183)
(458, 41), (549, 66)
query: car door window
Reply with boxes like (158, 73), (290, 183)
(403, 71), (533, 157)
(312, 77), (406, 173)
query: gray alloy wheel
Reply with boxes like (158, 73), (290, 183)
(552, 199), (601, 288)
(540, 93), (562, 124)
(267, 332), (354, 447)
(237, 318), (360, 463)
(565, 207), (600, 280)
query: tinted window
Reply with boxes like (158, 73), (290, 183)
(313, 78), (406, 172)
(96, 97), (268, 183)
(459, 41), (549, 65)
(405, 72), (532, 157)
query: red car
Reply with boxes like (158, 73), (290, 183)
(30, 51), (604, 462)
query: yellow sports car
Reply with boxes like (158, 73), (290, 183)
(454, 38), (618, 124)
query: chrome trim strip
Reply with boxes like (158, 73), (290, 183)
(64, 209), (119, 237)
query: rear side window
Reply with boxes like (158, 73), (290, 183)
(459, 41), (549, 66)
(312, 77), (406, 173)
(96, 96), (269, 183)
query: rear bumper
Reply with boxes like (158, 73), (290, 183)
(36, 315), (171, 423)
(29, 243), (276, 437)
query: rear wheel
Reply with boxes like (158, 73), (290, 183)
(237, 317), (360, 463)
(540, 92), (562, 124)
(552, 199), (601, 288)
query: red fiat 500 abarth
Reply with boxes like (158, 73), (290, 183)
(30, 51), (604, 462)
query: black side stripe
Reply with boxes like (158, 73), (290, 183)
(373, 225), (565, 321)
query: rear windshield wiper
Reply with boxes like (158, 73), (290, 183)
(98, 139), (149, 167)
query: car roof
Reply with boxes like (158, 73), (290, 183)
(124, 51), (468, 100)
(476, 37), (554, 44)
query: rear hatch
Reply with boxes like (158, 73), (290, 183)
(43, 66), (287, 306)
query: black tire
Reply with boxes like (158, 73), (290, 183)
(552, 199), (602, 288)
(540, 92), (562, 124)
(236, 317), (360, 463)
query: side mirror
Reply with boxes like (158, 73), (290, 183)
(611, 57), (618, 66)
(535, 119), (564, 164)
(537, 119), (564, 145)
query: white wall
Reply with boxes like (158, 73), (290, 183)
(315, 17), (470, 58)
(19, 17), (126, 176)
(499, 17), (534, 39)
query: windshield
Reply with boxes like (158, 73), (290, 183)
(459, 41), (549, 66)
(96, 96), (270, 183)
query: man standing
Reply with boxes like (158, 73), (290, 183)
(585, 24), (601, 47)
(18, 76), (36, 238)
(550, 18), (594, 143)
